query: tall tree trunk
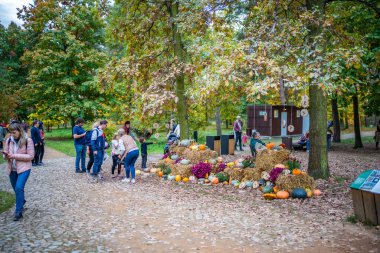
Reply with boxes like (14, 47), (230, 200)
(215, 107), (222, 136)
(353, 86), (363, 148)
(225, 120), (229, 129)
(205, 102), (208, 123)
(308, 85), (329, 179)
(331, 97), (341, 142)
(344, 110), (349, 130)
(168, 1), (188, 138)
(306, 0), (329, 179)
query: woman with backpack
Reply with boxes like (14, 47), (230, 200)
(3, 123), (34, 221)
(85, 121), (99, 176)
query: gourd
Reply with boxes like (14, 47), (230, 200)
(245, 181), (253, 188)
(217, 157), (223, 163)
(150, 168), (157, 173)
(211, 177), (219, 184)
(168, 175), (175, 181)
(183, 177), (189, 183)
(276, 191), (290, 199)
(199, 144), (206, 150)
(158, 171), (163, 177)
(291, 188), (307, 199)
(216, 172), (229, 183)
(263, 193), (277, 200)
(171, 155), (179, 160)
(261, 172), (270, 181)
(252, 181), (260, 189)
(209, 159), (217, 164)
(136, 170), (141, 176)
(258, 179), (266, 186)
(313, 189), (322, 196)
(306, 188), (313, 198)
(180, 159), (190, 165)
(292, 169), (301, 175)
(274, 164), (286, 169)
(262, 185), (273, 193)
(175, 175), (181, 182)
(266, 142), (275, 150)
(239, 182), (246, 189)
(180, 139), (190, 147)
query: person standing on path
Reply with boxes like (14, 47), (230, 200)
(30, 120), (42, 166)
(111, 130), (125, 178)
(234, 115), (244, 151)
(375, 120), (380, 149)
(38, 121), (45, 165)
(139, 137), (154, 172)
(73, 118), (87, 173)
(85, 121), (99, 175)
(119, 129), (139, 184)
(91, 120), (108, 183)
(3, 123), (34, 221)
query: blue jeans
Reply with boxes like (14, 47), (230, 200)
(74, 144), (86, 171)
(306, 140), (310, 151)
(9, 170), (31, 215)
(124, 150), (139, 179)
(93, 150), (104, 175)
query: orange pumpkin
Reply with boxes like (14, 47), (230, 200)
(205, 173), (209, 179)
(313, 189), (322, 196)
(273, 186), (278, 193)
(292, 169), (301, 175)
(276, 191), (290, 199)
(228, 176), (232, 185)
(158, 171), (163, 177)
(199, 144), (206, 150)
(211, 177), (219, 184)
(266, 142), (275, 149)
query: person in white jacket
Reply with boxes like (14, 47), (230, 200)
(111, 129), (125, 178)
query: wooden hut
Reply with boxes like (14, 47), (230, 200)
(246, 105), (309, 137)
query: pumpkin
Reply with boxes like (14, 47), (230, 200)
(180, 139), (190, 147)
(263, 193), (277, 200)
(313, 189), (322, 196)
(276, 190), (290, 199)
(164, 157), (171, 163)
(292, 188), (307, 199)
(180, 159), (190, 165)
(205, 173), (209, 179)
(171, 155), (179, 160)
(183, 177), (189, 183)
(211, 177), (219, 184)
(199, 144), (206, 150)
(262, 185), (274, 193)
(266, 142), (275, 150)
(274, 164), (286, 169)
(150, 168), (157, 173)
(239, 182), (246, 189)
(236, 162), (244, 168)
(209, 159), (217, 164)
(258, 179), (266, 186)
(168, 175), (175, 181)
(136, 170), (141, 176)
(217, 157), (223, 163)
(245, 181), (254, 188)
(228, 176), (232, 185)
(261, 172), (270, 181)
(189, 176), (196, 182)
(231, 180), (239, 185)
(208, 174), (214, 181)
(306, 188), (313, 198)
(234, 182), (240, 187)
(227, 162), (235, 167)
(158, 171), (163, 177)
(204, 179), (210, 184)
(292, 169), (301, 175)
(273, 186), (278, 193)
(252, 181), (260, 189)
(175, 175), (181, 182)
(190, 145), (198, 150)
(162, 174), (168, 180)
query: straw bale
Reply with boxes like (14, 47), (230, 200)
(255, 149), (290, 172)
(171, 164), (194, 178)
(276, 174), (315, 192)
(242, 168), (262, 181)
(170, 146), (188, 157)
(224, 167), (245, 181)
(183, 149), (218, 164)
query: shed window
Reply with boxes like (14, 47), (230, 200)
(297, 110), (301, 117)
(274, 110), (278, 118)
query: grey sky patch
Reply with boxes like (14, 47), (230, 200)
(0, 0), (32, 27)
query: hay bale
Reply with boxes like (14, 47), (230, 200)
(224, 167), (244, 181)
(170, 146), (188, 157)
(255, 149), (290, 172)
(276, 174), (315, 192)
(183, 149), (218, 164)
(172, 164), (194, 178)
(242, 168), (262, 181)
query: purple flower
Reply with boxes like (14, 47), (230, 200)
(162, 153), (169, 160)
(269, 167), (285, 182)
(217, 163), (227, 173)
(192, 162), (212, 179)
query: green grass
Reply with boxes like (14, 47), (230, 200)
(44, 128), (73, 139)
(45, 139), (76, 157)
(340, 136), (374, 145)
(346, 215), (357, 224)
(0, 155), (5, 164)
(341, 126), (376, 134)
(0, 191), (15, 213)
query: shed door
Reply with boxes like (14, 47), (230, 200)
(302, 114), (310, 134)
(281, 112), (287, 136)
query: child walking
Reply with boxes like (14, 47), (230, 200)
(111, 132), (125, 178)
(139, 137), (154, 172)
(242, 132), (248, 147)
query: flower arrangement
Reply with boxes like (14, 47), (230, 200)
(269, 167), (285, 182)
(286, 157), (301, 172)
(192, 162), (212, 179)
(162, 153), (169, 160)
(217, 163), (227, 173)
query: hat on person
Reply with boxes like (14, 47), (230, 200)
(237, 115), (241, 119)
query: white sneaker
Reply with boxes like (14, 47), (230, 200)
(131, 179), (136, 184)
(122, 178), (131, 183)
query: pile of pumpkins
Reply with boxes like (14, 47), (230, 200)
(263, 187), (322, 200)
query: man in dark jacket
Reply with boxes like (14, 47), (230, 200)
(31, 120), (42, 166)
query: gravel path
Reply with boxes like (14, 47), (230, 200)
(0, 145), (379, 253)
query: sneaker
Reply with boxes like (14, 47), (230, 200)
(14, 213), (23, 221)
(131, 179), (136, 184)
(86, 170), (91, 176)
(32, 163), (38, 167)
(122, 178), (131, 183)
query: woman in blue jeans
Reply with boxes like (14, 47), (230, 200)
(119, 130), (139, 184)
(3, 123), (34, 221)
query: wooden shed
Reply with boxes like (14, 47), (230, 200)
(246, 105), (309, 137)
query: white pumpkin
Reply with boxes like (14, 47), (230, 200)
(209, 159), (217, 164)
(150, 168), (157, 173)
(180, 159), (190, 165)
(252, 181), (260, 189)
(180, 139), (190, 147)
(171, 155), (179, 160)
(261, 171), (270, 181)
(136, 170), (141, 176)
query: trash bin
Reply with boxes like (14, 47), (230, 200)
(221, 135), (234, 155)
(206, 136), (221, 155)
(350, 170), (380, 225)
(281, 136), (293, 150)
(193, 131), (198, 142)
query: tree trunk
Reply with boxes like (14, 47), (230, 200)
(215, 107), (222, 136)
(353, 86), (363, 148)
(306, 0), (329, 179)
(168, 1), (188, 139)
(225, 120), (229, 129)
(344, 110), (349, 130)
(331, 97), (341, 142)
(280, 77), (286, 105)
(308, 85), (329, 179)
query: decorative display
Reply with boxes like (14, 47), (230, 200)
(301, 109), (308, 117)
(287, 125), (294, 132)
